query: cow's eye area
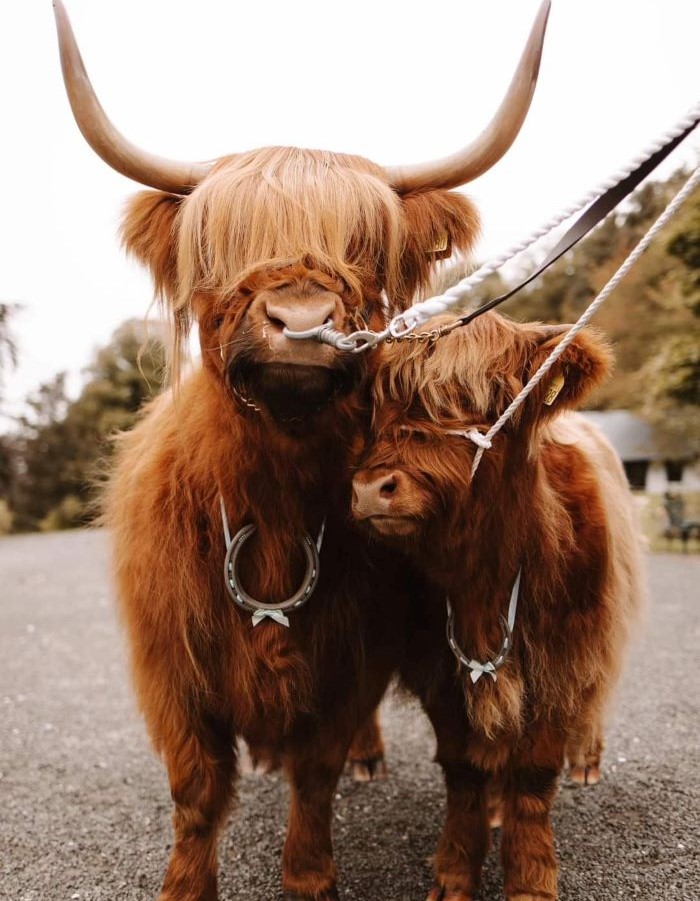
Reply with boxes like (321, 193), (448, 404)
(398, 425), (478, 444)
(397, 426), (432, 443)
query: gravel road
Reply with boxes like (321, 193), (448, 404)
(1, 530), (698, 901)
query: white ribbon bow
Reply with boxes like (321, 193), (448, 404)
(467, 660), (498, 683)
(252, 610), (290, 628)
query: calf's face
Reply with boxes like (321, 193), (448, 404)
(352, 414), (480, 541)
(352, 313), (613, 545)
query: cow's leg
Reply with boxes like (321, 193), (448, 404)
(347, 706), (387, 782)
(157, 713), (237, 901)
(282, 729), (350, 900)
(501, 723), (564, 901)
(424, 700), (490, 901)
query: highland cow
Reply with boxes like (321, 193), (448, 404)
(352, 312), (644, 900)
(53, 0), (550, 897)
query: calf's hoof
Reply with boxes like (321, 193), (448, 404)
(569, 763), (600, 786)
(487, 796), (504, 829)
(508, 895), (556, 900)
(283, 889), (339, 901)
(349, 756), (388, 783)
(158, 881), (217, 901)
(426, 885), (474, 901)
(158, 893), (216, 901)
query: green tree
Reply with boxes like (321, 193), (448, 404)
(13, 319), (167, 532)
(12, 374), (73, 531)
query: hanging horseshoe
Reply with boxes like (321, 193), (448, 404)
(224, 524), (320, 627)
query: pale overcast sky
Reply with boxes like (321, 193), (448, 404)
(1, 0), (698, 419)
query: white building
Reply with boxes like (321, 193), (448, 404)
(580, 410), (700, 494)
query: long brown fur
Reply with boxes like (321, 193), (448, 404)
(107, 150), (480, 900)
(354, 312), (645, 900)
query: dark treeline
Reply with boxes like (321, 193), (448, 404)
(0, 168), (697, 533)
(0, 320), (167, 533)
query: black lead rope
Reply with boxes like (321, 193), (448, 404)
(449, 116), (700, 332)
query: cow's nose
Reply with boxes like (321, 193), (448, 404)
(352, 472), (405, 518)
(264, 297), (337, 333)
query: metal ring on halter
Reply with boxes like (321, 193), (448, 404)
(282, 320), (353, 351)
(282, 321), (387, 353)
(388, 311), (421, 339)
(340, 328), (390, 353)
(224, 524), (320, 621)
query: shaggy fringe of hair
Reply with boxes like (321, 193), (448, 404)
(178, 148), (403, 304)
(374, 314), (530, 427)
(374, 313), (613, 438)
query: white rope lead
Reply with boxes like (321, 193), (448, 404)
(467, 164), (700, 477)
(389, 101), (700, 337)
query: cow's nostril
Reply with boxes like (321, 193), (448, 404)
(264, 297), (337, 334)
(379, 476), (398, 498)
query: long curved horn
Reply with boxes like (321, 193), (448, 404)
(53, 0), (212, 194)
(385, 0), (551, 194)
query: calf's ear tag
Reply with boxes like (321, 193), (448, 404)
(544, 373), (565, 406)
(428, 232), (451, 258)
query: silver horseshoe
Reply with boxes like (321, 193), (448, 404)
(224, 524), (320, 625)
(445, 600), (513, 681)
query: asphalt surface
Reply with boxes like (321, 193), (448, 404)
(1, 530), (698, 901)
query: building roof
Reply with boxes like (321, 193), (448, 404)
(579, 410), (661, 461)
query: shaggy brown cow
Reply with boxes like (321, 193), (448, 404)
(352, 312), (644, 900)
(53, 1), (550, 898)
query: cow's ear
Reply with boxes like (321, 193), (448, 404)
(522, 324), (613, 421)
(121, 190), (182, 302)
(397, 190), (481, 306)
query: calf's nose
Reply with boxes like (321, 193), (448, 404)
(264, 297), (337, 333)
(352, 472), (404, 518)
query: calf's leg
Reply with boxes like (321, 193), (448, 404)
(347, 706), (387, 782)
(487, 772), (505, 829)
(425, 700), (490, 901)
(501, 723), (564, 901)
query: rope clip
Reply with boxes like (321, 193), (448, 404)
(283, 320), (388, 353)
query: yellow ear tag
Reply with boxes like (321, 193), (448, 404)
(428, 232), (449, 255)
(543, 373), (565, 406)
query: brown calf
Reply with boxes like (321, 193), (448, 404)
(353, 313), (644, 900)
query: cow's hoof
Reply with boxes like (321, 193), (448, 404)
(570, 763), (600, 786)
(426, 885), (474, 901)
(349, 756), (388, 782)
